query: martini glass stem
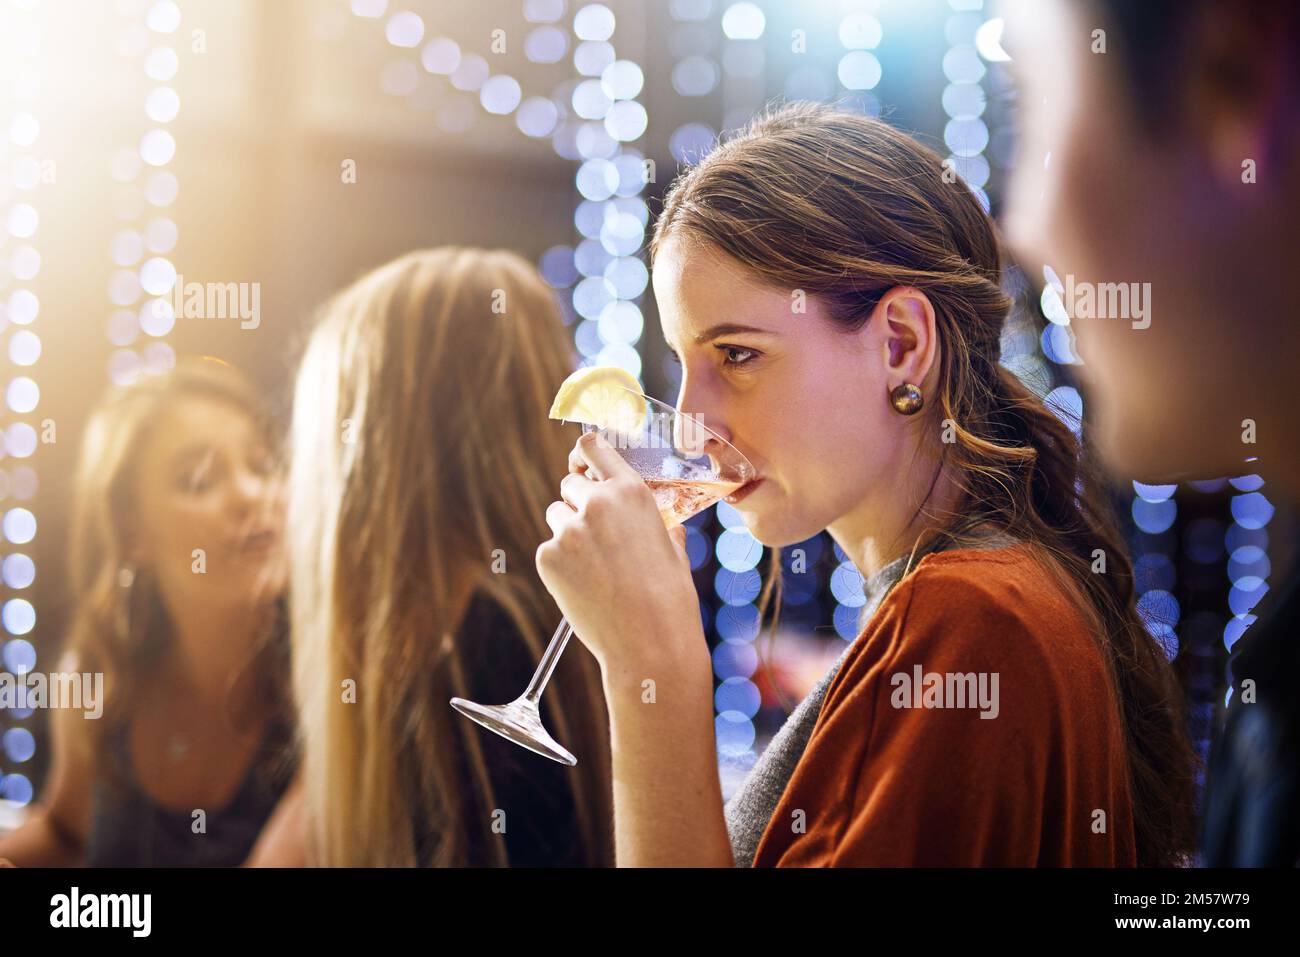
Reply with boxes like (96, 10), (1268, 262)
(523, 616), (576, 704)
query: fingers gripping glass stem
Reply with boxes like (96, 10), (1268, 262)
(450, 387), (754, 766)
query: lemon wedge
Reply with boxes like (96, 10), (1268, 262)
(548, 365), (645, 434)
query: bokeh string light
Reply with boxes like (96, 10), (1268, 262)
(943, 0), (988, 211)
(823, 2), (884, 683)
(1132, 480), (1182, 663)
(1224, 470), (1272, 700)
(566, 3), (649, 381)
(836, 0), (881, 115)
(108, 0), (181, 386)
(662, 0), (719, 334)
(720, 1), (765, 134)
(712, 501), (763, 762)
(1, 0), (44, 809)
(709, 1), (771, 776)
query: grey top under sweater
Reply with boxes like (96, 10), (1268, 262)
(724, 529), (1016, 867)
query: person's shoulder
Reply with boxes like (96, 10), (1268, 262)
(816, 542), (1109, 751)
(860, 542), (1092, 676)
(908, 540), (1065, 600)
(901, 541), (1081, 623)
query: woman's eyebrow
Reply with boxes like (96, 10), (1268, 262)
(693, 322), (778, 343)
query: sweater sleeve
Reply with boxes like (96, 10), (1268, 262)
(756, 564), (1063, 866)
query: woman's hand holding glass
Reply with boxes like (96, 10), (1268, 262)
(537, 431), (707, 679)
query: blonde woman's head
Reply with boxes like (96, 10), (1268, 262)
(289, 247), (611, 866)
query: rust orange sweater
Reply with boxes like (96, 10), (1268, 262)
(752, 544), (1138, 866)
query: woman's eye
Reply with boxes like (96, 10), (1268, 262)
(668, 346), (758, 368)
(719, 345), (758, 367)
(181, 468), (212, 493)
(178, 450), (218, 493)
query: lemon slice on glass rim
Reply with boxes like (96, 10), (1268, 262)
(548, 365), (645, 436)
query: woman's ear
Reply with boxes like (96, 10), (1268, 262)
(875, 286), (939, 393)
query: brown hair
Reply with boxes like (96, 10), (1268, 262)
(651, 102), (1198, 866)
(66, 357), (293, 788)
(288, 247), (613, 866)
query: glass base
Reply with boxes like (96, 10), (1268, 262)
(449, 696), (577, 766)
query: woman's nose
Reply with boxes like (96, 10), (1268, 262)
(673, 409), (734, 458)
(674, 382), (733, 455)
(230, 467), (273, 514)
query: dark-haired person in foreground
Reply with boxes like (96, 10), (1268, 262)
(999, 0), (1300, 865)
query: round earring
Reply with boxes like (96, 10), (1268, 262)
(890, 383), (924, 415)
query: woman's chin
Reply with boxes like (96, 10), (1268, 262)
(734, 507), (821, 550)
(221, 562), (287, 608)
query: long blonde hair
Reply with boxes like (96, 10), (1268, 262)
(288, 247), (613, 867)
(66, 357), (293, 786)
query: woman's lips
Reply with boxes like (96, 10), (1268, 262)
(725, 478), (763, 505)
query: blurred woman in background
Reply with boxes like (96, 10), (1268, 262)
(284, 247), (613, 867)
(0, 357), (297, 866)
